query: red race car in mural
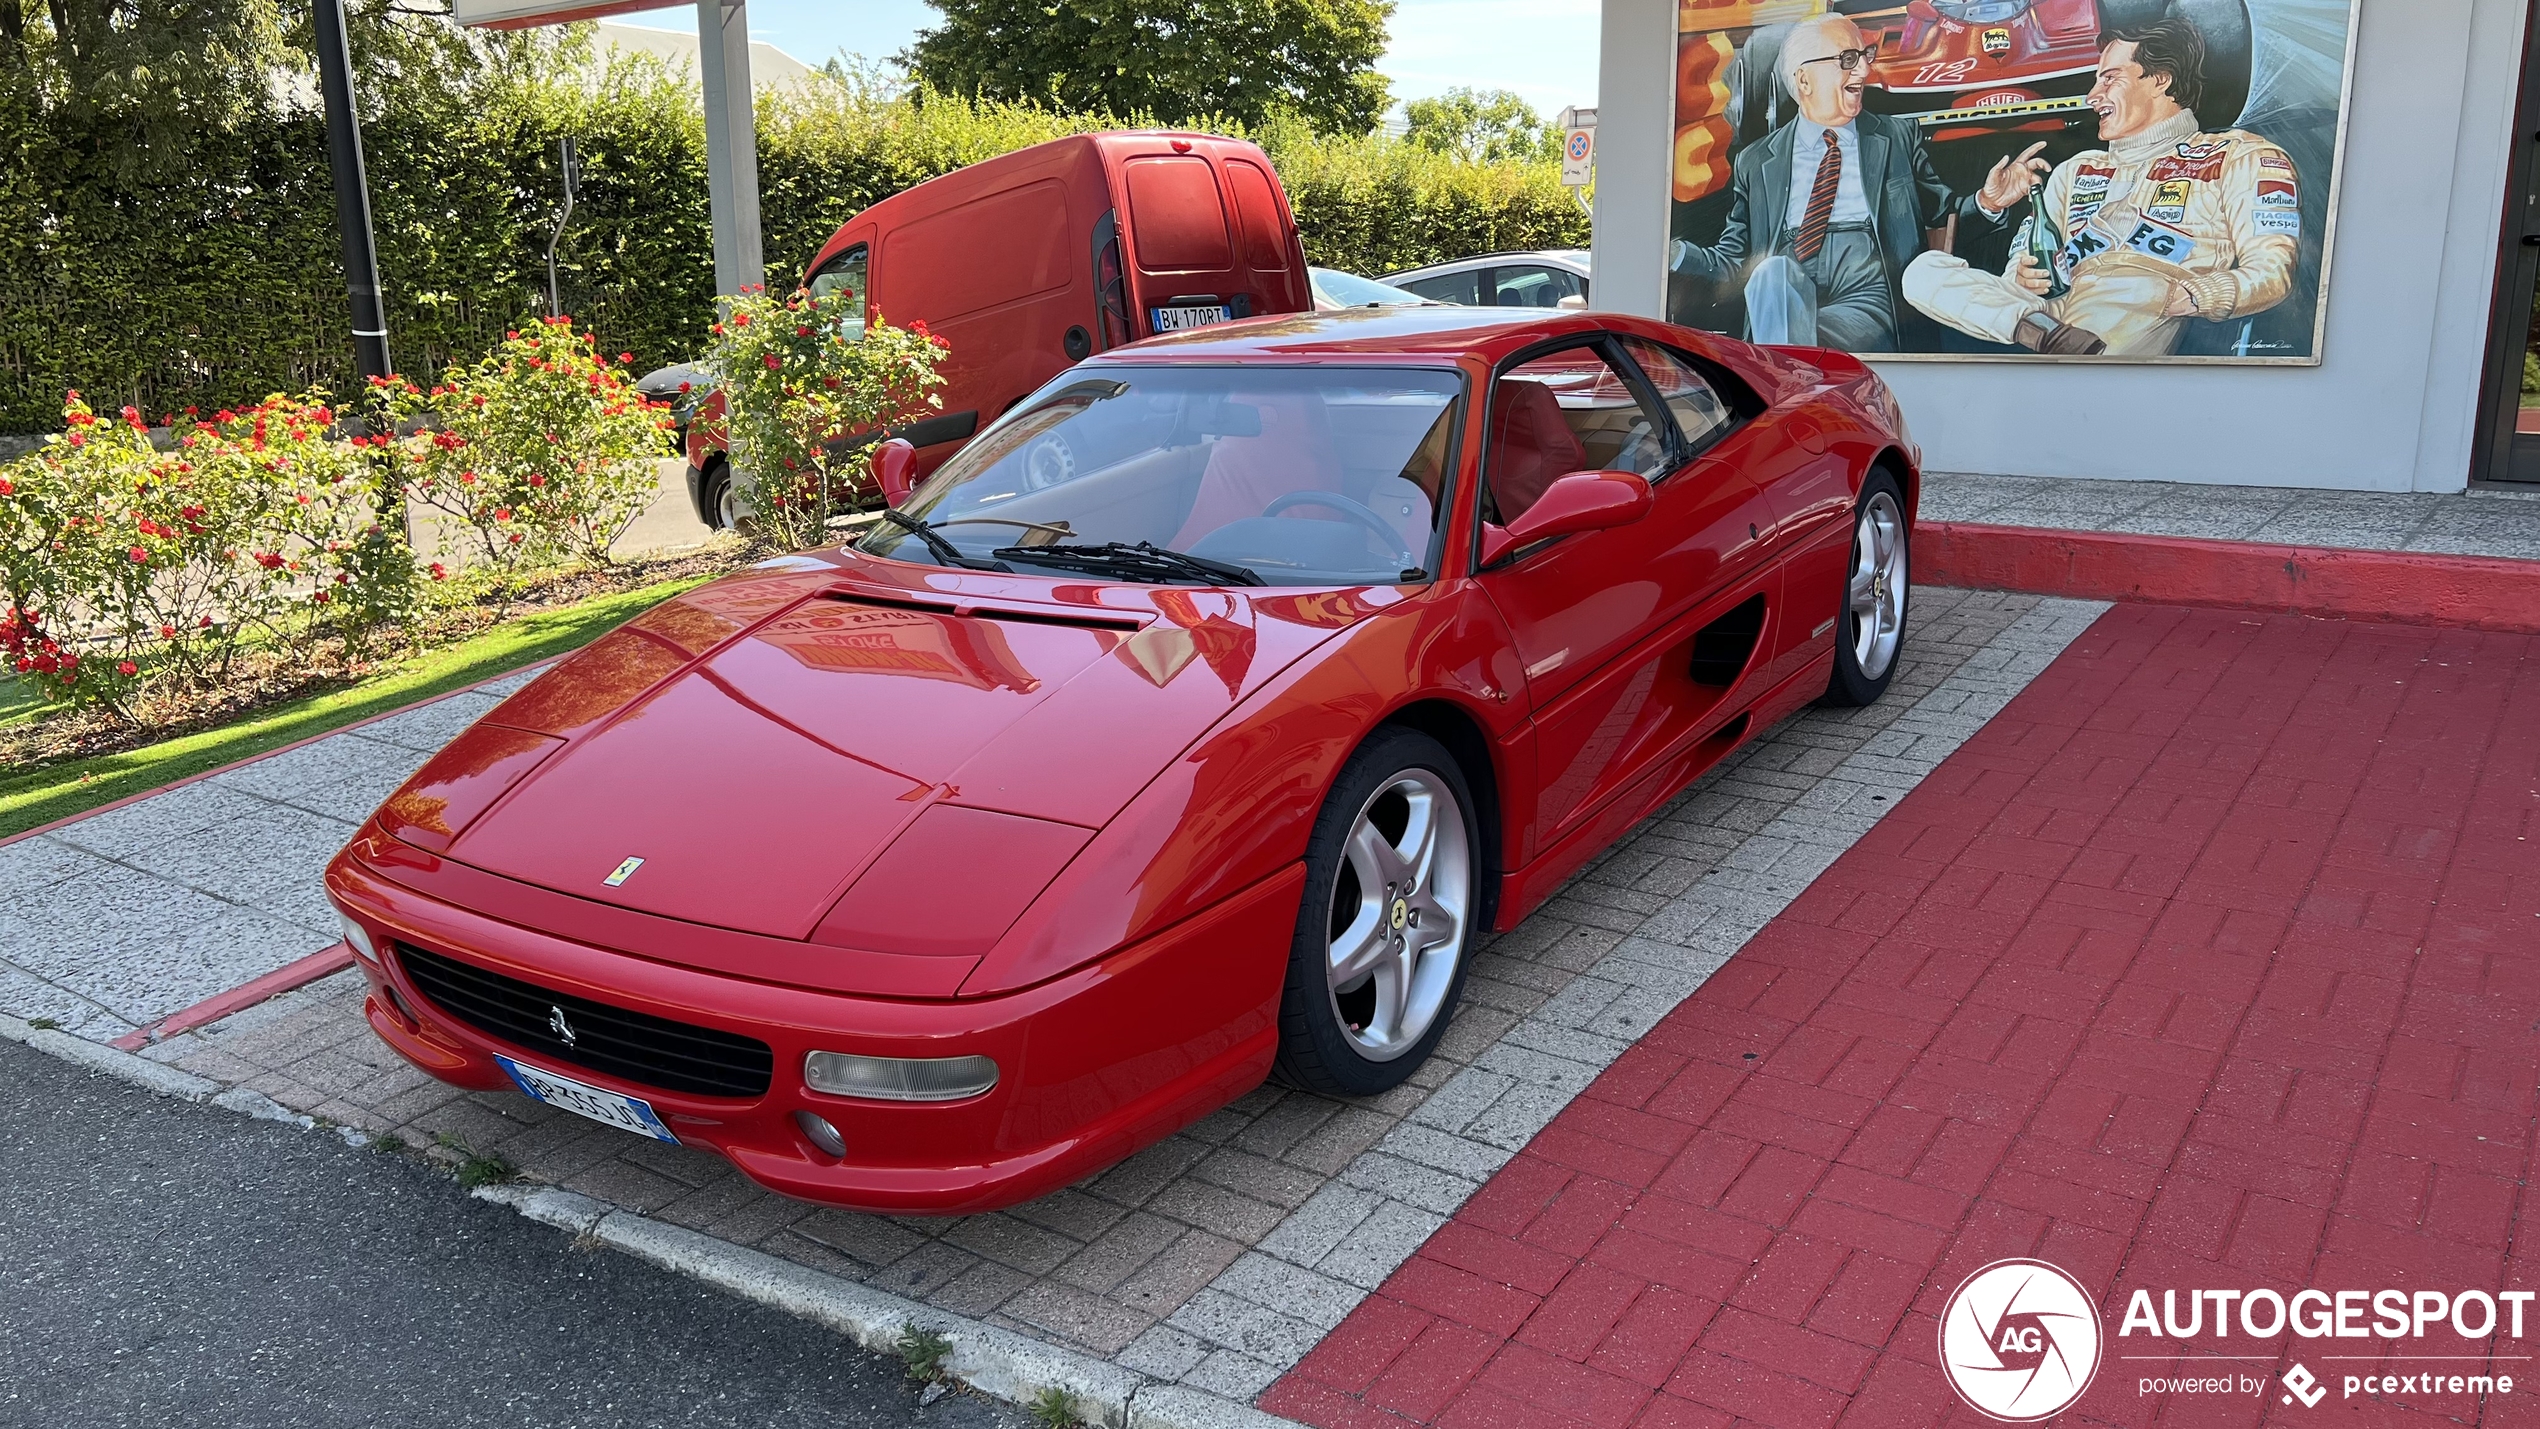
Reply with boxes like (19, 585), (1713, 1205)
(1680, 0), (2252, 200)
(324, 307), (1919, 1213)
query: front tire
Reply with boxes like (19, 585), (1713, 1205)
(1822, 469), (1909, 708)
(1271, 728), (1478, 1097)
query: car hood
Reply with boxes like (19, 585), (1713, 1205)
(409, 553), (1392, 941)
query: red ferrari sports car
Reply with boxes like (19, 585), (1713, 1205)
(324, 307), (1919, 1213)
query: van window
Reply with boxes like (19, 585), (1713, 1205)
(1123, 156), (1233, 272)
(880, 179), (1073, 324)
(807, 243), (868, 334)
(1224, 159), (1290, 272)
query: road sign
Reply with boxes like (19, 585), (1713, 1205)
(1557, 106), (1598, 188)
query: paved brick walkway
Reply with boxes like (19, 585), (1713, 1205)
(122, 590), (2104, 1405)
(1921, 473), (2540, 560)
(1263, 606), (2540, 1428)
(0, 669), (544, 1039)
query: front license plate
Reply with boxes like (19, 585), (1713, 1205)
(495, 1053), (679, 1144)
(1151, 304), (1231, 333)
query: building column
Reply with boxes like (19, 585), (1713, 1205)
(697, 0), (764, 298)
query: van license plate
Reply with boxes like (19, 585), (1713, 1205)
(1151, 305), (1231, 333)
(495, 1053), (680, 1144)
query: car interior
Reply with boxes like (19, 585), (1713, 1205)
(884, 368), (1463, 584)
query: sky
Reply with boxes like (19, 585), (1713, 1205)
(607, 0), (1601, 117)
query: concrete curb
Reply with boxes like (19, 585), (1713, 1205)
(467, 1183), (1300, 1429)
(0, 1011), (1297, 1429)
(1, 1011), (221, 1101)
(1920, 520), (2540, 632)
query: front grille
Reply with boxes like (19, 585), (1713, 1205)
(395, 941), (773, 1099)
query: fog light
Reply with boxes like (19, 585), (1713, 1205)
(793, 1109), (847, 1158)
(337, 911), (377, 963)
(803, 1051), (999, 1102)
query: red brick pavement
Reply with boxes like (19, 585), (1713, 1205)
(1265, 607), (2540, 1429)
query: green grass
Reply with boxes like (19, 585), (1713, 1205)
(0, 575), (710, 839)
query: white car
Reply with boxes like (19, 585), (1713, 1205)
(1382, 249), (1591, 309)
(1309, 267), (1442, 310)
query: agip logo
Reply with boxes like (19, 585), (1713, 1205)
(1939, 1259), (2104, 1421)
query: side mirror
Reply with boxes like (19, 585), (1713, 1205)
(873, 438), (918, 507)
(1478, 469), (1653, 567)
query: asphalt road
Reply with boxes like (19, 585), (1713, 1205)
(0, 1037), (1030, 1429)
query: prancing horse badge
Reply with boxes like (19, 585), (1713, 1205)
(604, 856), (645, 887)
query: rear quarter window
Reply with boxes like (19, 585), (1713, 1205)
(879, 178), (1073, 324)
(1123, 156), (1234, 273)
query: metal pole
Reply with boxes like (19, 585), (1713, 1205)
(695, 0), (764, 298)
(547, 136), (579, 319)
(313, 0), (391, 381)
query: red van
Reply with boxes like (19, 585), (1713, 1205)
(683, 130), (1314, 528)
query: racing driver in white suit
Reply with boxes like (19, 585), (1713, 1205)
(1901, 14), (2299, 357)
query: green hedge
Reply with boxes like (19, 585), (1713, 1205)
(0, 55), (1587, 434)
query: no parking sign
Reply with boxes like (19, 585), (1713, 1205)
(1558, 105), (1596, 187)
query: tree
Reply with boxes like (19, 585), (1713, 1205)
(1403, 87), (1556, 165)
(904, 0), (1393, 135)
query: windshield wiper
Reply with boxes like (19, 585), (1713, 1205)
(880, 508), (1011, 571)
(990, 540), (1266, 587)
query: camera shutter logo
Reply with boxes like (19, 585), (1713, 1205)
(1939, 1258), (2103, 1421)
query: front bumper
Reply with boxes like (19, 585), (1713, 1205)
(326, 841), (1298, 1214)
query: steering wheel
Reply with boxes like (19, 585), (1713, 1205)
(1261, 490), (1417, 568)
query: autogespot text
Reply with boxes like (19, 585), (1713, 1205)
(2122, 1287), (2525, 1404)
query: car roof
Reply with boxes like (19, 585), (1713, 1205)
(1085, 305), (1614, 362)
(1382, 249), (1592, 282)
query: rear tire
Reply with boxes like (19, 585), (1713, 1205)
(1821, 469), (1909, 708)
(1271, 728), (1479, 1097)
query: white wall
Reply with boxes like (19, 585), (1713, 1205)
(1595, 0), (2532, 492)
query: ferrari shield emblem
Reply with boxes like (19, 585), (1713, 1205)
(604, 856), (645, 887)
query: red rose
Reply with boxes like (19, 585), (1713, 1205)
(116, 660), (137, 675)
(128, 546), (147, 562)
(763, 354), (781, 370)
(494, 507), (513, 522)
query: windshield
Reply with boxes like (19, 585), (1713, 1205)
(1313, 268), (1438, 308)
(856, 366), (1463, 586)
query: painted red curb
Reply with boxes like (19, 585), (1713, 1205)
(0, 655), (562, 852)
(108, 943), (359, 1051)
(1919, 520), (2540, 632)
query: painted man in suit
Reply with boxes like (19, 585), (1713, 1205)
(1668, 14), (2050, 352)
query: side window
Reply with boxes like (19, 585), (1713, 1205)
(807, 244), (868, 337)
(1617, 337), (1740, 457)
(1484, 342), (1670, 525)
(1490, 266), (1583, 309)
(1399, 270), (1480, 305)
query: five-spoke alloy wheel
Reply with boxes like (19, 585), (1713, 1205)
(1824, 469), (1909, 707)
(1275, 728), (1477, 1095)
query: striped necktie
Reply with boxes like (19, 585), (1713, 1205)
(1793, 130), (1841, 263)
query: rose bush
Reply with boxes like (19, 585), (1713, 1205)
(371, 317), (675, 570)
(0, 389), (409, 710)
(701, 285), (947, 550)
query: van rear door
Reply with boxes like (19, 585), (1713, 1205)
(1115, 146), (1309, 337)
